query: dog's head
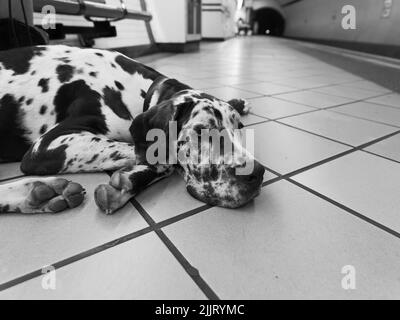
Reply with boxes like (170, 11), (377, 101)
(131, 90), (264, 208)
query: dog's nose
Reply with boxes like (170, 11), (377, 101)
(237, 161), (265, 185)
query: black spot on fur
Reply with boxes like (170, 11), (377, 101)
(115, 81), (124, 90)
(31, 70), (36, 75)
(56, 64), (75, 83)
(0, 94), (31, 161)
(26, 98), (33, 105)
(115, 55), (160, 80)
(111, 63), (116, 68)
(38, 78), (50, 93)
(40, 124), (48, 135)
(89, 71), (98, 78)
(53, 80), (108, 134)
(85, 62), (94, 67)
(86, 154), (99, 164)
(55, 57), (71, 63)
(91, 137), (101, 142)
(103, 86), (131, 120)
(39, 105), (47, 115)
(18, 96), (25, 103)
(141, 90), (146, 99)
(0, 46), (46, 75)
(95, 52), (104, 57)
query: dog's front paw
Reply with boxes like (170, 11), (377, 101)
(94, 184), (132, 215)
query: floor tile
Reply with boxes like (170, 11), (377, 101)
(275, 91), (354, 108)
(367, 93), (400, 108)
(233, 82), (298, 96)
(241, 113), (268, 126)
(0, 233), (206, 300)
(0, 173), (147, 285)
(164, 182), (400, 299)
(313, 85), (382, 100)
(364, 134), (400, 163)
(280, 110), (396, 146)
(294, 151), (400, 233)
(206, 86), (263, 101)
(249, 122), (349, 174)
(345, 81), (391, 94)
(249, 96), (315, 119)
(0, 163), (23, 181)
(333, 101), (400, 127)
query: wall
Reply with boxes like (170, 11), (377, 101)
(202, 0), (238, 39)
(283, 0), (400, 47)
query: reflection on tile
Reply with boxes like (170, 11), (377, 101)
(205, 86), (263, 101)
(333, 102), (400, 127)
(0, 233), (206, 300)
(367, 93), (400, 108)
(249, 96), (315, 119)
(233, 82), (298, 96)
(275, 91), (354, 108)
(365, 134), (400, 163)
(294, 151), (400, 233)
(164, 182), (400, 299)
(249, 122), (349, 174)
(313, 85), (381, 100)
(0, 173), (147, 284)
(281, 110), (396, 146)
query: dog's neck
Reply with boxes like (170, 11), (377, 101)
(144, 76), (192, 112)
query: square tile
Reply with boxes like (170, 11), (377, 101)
(164, 182), (400, 299)
(205, 86), (263, 101)
(233, 82), (298, 96)
(249, 96), (315, 119)
(280, 110), (397, 146)
(333, 101), (400, 127)
(294, 151), (400, 233)
(0, 173), (147, 285)
(346, 81), (391, 94)
(313, 85), (382, 100)
(367, 93), (400, 108)
(0, 233), (206, 300)
(365, 134), (400, 162)
(249, 122), (349, 174)
(241, 113), (268, 126)
(275, 91), (354, 109)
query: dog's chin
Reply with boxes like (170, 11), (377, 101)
(186, 184), (262, 209)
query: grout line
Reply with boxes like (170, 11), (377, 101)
(329, 109), (400, 129)
(362, 149), (400, 165)
(129, 199), (220, 300)
(0, 226), (153, 292)
(287, 178), (400, 239)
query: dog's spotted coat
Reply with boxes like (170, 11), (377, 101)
(0, 45), (264, 214)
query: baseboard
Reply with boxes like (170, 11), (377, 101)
(157, 41), (200, 53)
(285, 36), (400, 60)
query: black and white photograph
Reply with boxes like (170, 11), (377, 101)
(0, 0), (400, 302)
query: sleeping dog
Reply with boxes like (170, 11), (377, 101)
(0, 45), (264, 214)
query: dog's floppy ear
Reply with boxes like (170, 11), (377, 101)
(130, 97), (195, 162)
(227, 99), (250, 116)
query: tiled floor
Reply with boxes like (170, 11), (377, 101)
(1, 37), (400, 299)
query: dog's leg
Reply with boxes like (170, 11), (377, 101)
(0, 177), (85, 214)
(21, 122), (136, 176)
(94, 164), (174, 215)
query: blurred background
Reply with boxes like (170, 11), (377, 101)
(0, 0), (399, 58)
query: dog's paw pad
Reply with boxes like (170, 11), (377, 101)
(26, 179), (85, 213)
